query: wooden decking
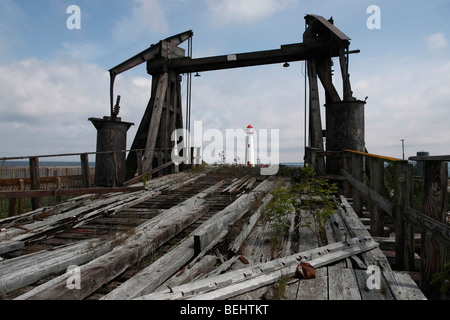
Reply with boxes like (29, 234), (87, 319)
(0, 167), (427, 300)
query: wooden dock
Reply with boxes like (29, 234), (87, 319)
(0, 166), (427, 300)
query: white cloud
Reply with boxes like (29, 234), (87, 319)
(59, 41), (106, 62)
(206, 0), (299, 26)
(0, 58), (151, 157)
(112, 0), (169, 44)
(352, 58), (450, 158)
(426, 32), (447, 50)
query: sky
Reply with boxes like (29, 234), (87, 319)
(0, 0), (449, 164)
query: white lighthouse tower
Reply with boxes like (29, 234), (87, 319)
(245, 125), (255, 167)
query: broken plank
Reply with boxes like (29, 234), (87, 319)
(189, 268), (291, 300)
(193, 178), (277, 254)
(307, 240), (379, 268)
(1, 238), (112, 296)
(100, 181), (225, 300)
(1, 190), (154, 243)
(337, 196), (392, 271)
(228, 193), (273, 255)
(163, 255), (217, 289)
(23, 192), (210, 300)
(222, 175), (250, 193)
(0, 186), (145, 199)
(168, 173), (207, 191)
(204, 256), (239, 278)
(192, 229), (229, 266)
(136, 236), (378, 300)
(73, 190), (162, 227)
(0, 241), (24, 255)
(102, 236), (196, 300)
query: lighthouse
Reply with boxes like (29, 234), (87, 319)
(245, 125), (255, 167)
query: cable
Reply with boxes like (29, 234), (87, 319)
(185, 36), (193, 154)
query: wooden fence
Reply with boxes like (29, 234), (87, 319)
(0, 154), (95, 217)
(307, 148), (450, 297)
(0, 147), (202, 218)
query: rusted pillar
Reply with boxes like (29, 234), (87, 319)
(89, 117), (134, 187)
(325, 100), (366, 175)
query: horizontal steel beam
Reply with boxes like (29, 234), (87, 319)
(147, 39), (340, 75)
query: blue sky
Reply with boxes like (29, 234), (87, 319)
(0, 0), (449, 163)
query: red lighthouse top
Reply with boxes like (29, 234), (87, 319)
(247, 125), (253, 128)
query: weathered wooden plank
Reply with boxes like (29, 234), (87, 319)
(298, 209), (320, 252)
(189, 268), (291, 300)
(341, 168), (394, 217)
(123, 161), (174, 186)
(193, 178), (277, 254)
(199, 255), (237, 279)
(240, 219), (277, 265)
(296, 267), (328, 300)
(316, 57), (341, 103)
(136, 236), (377, 300)
(338, 196), (392, 271)
(382, 270), (427, 300)
(192, 229), (229, 266)
(393, 161), (410, 269)
(353, 268), (394, 300)
(23, 193), (210, 300)
(1, 238), (112, 296)
(0, 193), (134, 242)
(228, 193), (273, 255)
(420, 160), (448, 297)
(100, 181), (225, 300)
(162, 255), (217, 289)
(80, 154), (90, 188)
(143, 73), (169, 173)
(102, 235), (196, 300)
(369, 157), (385, 236)
(328, 266), (361, 300)
(0, 241), (25, 255)
(308, 240), (379, 268)
(0, 186), (145, 199)
(351, 154), (363, 216)
(404, 206), (450, 246)
(222, 175), (250, 193)
(168, 173), (206, 191)
(73, 189), (163, 227)
(307, 59), (325, 174)
(29, 157), (40, 210)
(404, 164), (415, 271)
(6, 190), (161, 244)
(191, 239), (377, 301)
